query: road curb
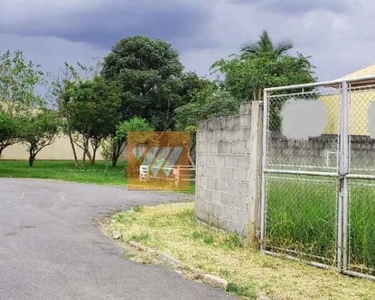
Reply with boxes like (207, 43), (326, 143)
(127, 241), (271, 299)
(128, 241), (228, 291)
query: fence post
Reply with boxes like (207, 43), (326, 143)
(247, 100), (264, 249)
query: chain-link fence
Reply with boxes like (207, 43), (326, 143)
(346, 83), (375, 278)
(261, 77), (375, 279)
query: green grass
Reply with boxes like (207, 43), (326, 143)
(266, 175), (375, 274)
(0, 160), (196, 194)
(0, 160), (127, 186)
(103, 202), (375, 300)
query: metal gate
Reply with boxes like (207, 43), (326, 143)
(261, 76), (375, 279)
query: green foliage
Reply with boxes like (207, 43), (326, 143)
(0, 50), (45, 110)
(19, 109), (60, 166)
(65, 76), (121, 139)
(240, 30), (293, 60)
(101, 117), (154, 166)
(179, 72), (214, 105)
(175, 88), (240, 131)
(61, 75), (121, 164)
(116, 117), (154, 142)
(0, 111), (19, 157)
(212, 53), (316, 102)
(102, 36), (184, 130)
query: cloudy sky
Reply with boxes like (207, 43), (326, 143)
(0, 0), (373, 82)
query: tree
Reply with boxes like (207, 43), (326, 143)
(101, 36), (184, 130)
(240, 30), (293, 60)
(20, 109), (60, 167)
(63, 75), (121, 165)
(0, 50), (45, 111)
(212, 53), (316, 102)
(0, 51), (45, 157)
(175, 88), (240, 131)
(101, 117), (154, 167)
(179, 72), (215, 105)
(0, 111), (19, 157)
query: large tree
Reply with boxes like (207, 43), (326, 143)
(240, 30), (293, 60)
(101, 36), (184, 131)
(212, 53), (316, 102)
(20, 109), (60, 167)
(0, 51), (45, 156)
(63, 75), (121, 165)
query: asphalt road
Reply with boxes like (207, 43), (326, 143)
(0, 179), (234, 300)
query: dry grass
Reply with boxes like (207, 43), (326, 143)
(102, 202), (375, 300)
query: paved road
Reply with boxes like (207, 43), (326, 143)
(0, 179), (234, 300)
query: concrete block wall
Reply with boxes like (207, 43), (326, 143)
(195, 102), (263, 239)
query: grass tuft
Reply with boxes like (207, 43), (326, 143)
(227, 282), (257, 299)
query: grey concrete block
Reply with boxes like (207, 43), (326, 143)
(214, 204), (223, 218)
(218, 142), (231, 154)
(240, 114), (251, 128)
(208, 178), (216, 190)
(207, 155), (215, 167)
(236, 209), (248, 224)
(207, 202), (215, 215)
(233, 169), (248, 182)
(210, 142), (218, 153)
(223, 206), (236, 221)
(232, 141), (248, 154)
(215, 155), (225, 167)
(212, 191), (222, 204)
(236, 155), (250, 167)
(225, 156), (237, 168)
(215, 180), (227, 192)
(221, 193), (234, 206)
(221, 168), (234, 180)
(227, 181), (241, 195)
(233, 195), (248, 210)
(240, 182), (250, 196)
(204, 166), (216, 177)
(203, 189), (213, 202)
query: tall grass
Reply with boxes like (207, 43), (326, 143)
(349, 181), (375, 272)
(266, 175), (375, 272)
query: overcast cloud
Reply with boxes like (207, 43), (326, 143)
(0, 0), (373, 82)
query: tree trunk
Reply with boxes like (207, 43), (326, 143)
(91, 148), (97, 165)
(0, 148), (3, 159)
(90, 139), (101, 165)
(111, 140), (123, 168)
(68, 129), (79, 167)
(82, 136), (93, 165)
(29, 149), (35, 167)
(112, 159), (117, 168)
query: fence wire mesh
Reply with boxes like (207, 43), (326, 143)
(346, 84), (375, 277)
(263, 84), (342, 267)
(262, 78), (375, 279)
(266, 86), (341, 173)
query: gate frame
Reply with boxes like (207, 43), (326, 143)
(260, 75), (375, 279)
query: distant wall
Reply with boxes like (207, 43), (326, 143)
(2, 134), (109, 161)
(195, 102), (263, 239)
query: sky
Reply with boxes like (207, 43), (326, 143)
(0, 0), (373, 82)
